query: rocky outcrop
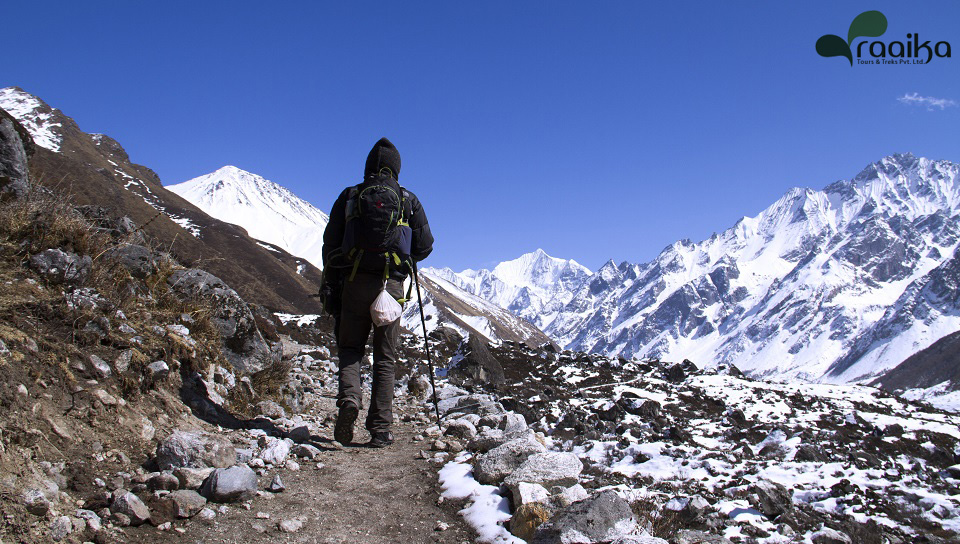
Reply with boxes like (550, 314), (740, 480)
(531, 490), (637, 544)
(0, 106), (32, 200)
(167, 269), (277, 373)
(448, 335), (506, 388)
(156, 430), (237, 471)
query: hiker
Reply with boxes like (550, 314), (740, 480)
(321, 137), (434, 447)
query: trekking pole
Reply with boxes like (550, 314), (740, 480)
(412, 262), (442, 426)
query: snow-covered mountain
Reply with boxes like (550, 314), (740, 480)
(168, 166), (552, 345)
(168, 166), (329, 269)
(426, 249), (592, 330)
(543, 153), (960, 385)
(400, 272), (552, 346)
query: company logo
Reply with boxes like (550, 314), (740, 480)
(816, 10), (951, 66)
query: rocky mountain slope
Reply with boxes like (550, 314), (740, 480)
(431, 341), (960, 543)
(0, 87), (323, 314)
(168, 166), (329, 270)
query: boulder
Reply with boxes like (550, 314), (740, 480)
(103, 244), (165, 279)
(156, 430), (237, 470)
(512, 482), (550, 506)
(812, 527), (853, 544)
(166, 268), (275, 373)
(468, 428), (509, 453)
(444, 419), (478, 441)
(504, 452), (583, 492)
(407, 373), (432, 400)
(499, 412), (528, 434)
(531, 490), (636, 544)
(749, 480), (793, 519)
(200, 465), (258, 503)
(29, 249), (92, 285)
(673, 531), (731, 544)
(473, 434), (546, 485)
(111, 490), (150, 526)
(448, 335), (505, 388)
(161, 490), (207, 518)
(0, 106), (32, 201)
(260, 438), (293, 465)
(256, 400), (286, 419)
(174, 467), (215, 490)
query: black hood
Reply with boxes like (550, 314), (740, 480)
(364, 137), (401, 180)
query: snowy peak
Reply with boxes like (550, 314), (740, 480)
(0, 87), (64, 152)
(546, 153), (960, 389)
(425, 249), (592, 331)
(492, 248), (591, 288)
(168, 167), (329, 268)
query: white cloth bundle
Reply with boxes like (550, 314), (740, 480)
(370, 284), (402, 326)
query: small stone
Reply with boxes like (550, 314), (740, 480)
(198, 508), (216, 521)
(76, 509), (102, 532)
(112, 490), (151, 526)
(269, 474), (285, 493)
(278, 519), (303, 533)
(147, 361), (170, 382)
(512, 482), (550, 506)
(291, 444), (321, 460)
(22, 488), (50, 516)
(256, 511), (270, 519)
(49, 515), (72, 541)
(286, 460), (300, 471)
(163, 490), (207, 518)
(511, 502), (552, 541)
(93, 389), (118, 406)
(88, 355), (112, 379)
(114, 350), (133, 373)
(435, 521), (450, 531)
(112, 512), (132, 527)
(148, 472), (180, 491)
(157, 522), (172, 531)
(288, 425), (311, 443)
(256, 400), (286, 419)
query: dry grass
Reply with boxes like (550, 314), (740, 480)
(630, 494), (685, 539)
(0, 186), (229, 388)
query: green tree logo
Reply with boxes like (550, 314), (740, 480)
(816, 10), (888, 65)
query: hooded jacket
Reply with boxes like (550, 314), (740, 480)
(322, 138), (434, 281)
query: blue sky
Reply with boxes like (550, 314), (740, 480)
(3, 1), (959, 271)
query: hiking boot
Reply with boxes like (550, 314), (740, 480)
(334, 402), (359, 445)
(367, 431), (394, 448)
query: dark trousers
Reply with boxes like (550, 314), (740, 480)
(336, 273), (403, 432)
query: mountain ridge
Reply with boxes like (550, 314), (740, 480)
(168, 166), (330, 269)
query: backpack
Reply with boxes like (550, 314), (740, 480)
(340, 175), (413, 281)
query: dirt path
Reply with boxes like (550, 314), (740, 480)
(129, 394), (476, 544)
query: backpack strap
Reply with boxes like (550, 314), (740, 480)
(399, 188), (411, 226)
